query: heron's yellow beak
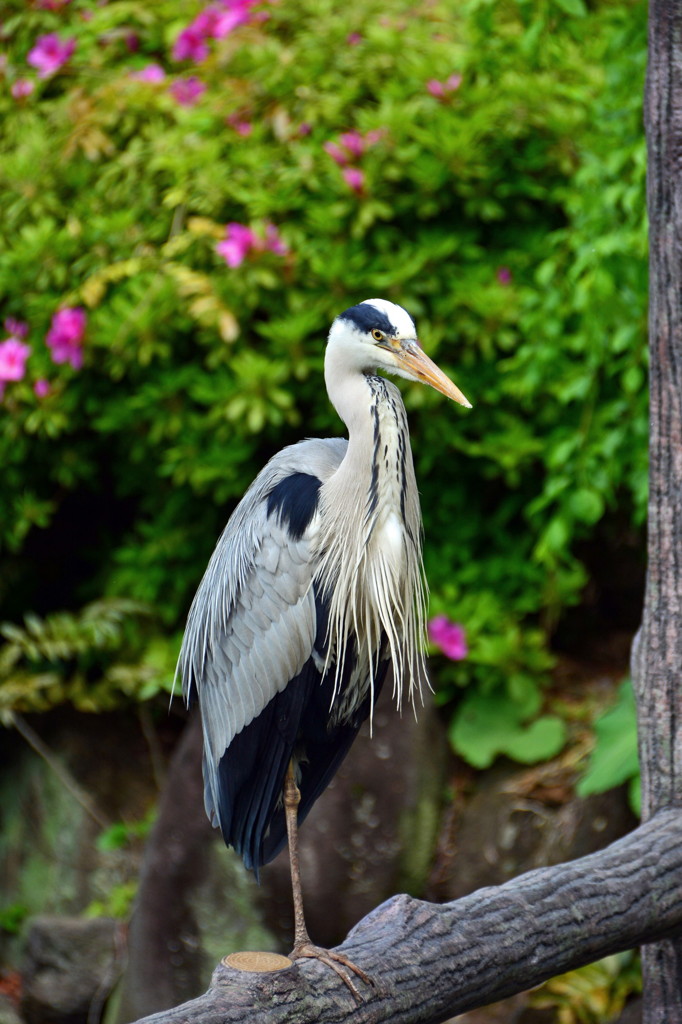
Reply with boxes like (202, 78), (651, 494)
(395, 343), (472, 408)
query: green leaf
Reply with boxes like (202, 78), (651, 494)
(450, 690), (567, 769)
(577, 680), (640, 804)
(555, 0), (587, 15)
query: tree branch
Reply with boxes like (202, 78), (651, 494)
(127, 810), (682, 1024)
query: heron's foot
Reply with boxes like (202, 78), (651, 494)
(289, 941), (374, 1001)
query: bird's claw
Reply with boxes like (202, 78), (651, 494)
(290, 941), (374, 1001)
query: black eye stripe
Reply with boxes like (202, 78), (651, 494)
(338, 304), (397, 336)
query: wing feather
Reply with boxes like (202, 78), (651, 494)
(178, 438), (348, 816)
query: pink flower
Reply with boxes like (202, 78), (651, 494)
(216, 223), (257, 267)
(497, 266), (512, 286)
(212, 2), (254, 37)
(339, 131), (365, 158)
(34, 379), (51, 398)
(0, 339), (32, 382)
(264, 223), (288, 256)
(427, 73), (462, 100)
(324, 141), (349, 166)
(169, 76), (206, 106)
(36, 0), (71, 8)
(27, 34), (76, 78)
(173, 26), (210, 62)
(173, 1), (256, 62)
(11, 79), (35, 99)
(342, 167), (365, 193)
(298, 122), (312, 136)
(215, 221), (288, 267)
(427, 79), (445, 98)
(428, 616), (468, 661)
(131, 63), (166, 83)
(4, 319), (28, 338)
(226, 113), (252, 135)
(347, 32), (362, 45)
(46, 307), (86, 369)
(325, 129), (385, 168)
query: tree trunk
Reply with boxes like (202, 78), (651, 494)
(634, 1), (682, 1019)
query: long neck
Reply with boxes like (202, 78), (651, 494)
(324, 348), (407, 522)
(318, 350), (427, 714)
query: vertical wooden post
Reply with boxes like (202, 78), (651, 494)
(634, 2), (682, 1019)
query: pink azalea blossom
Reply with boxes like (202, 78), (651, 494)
(215, 221), (288, 267)
(428, 616), (468, 661)
(497, 266), (512, 286)
(426, 79), (446, 98)
(0, 339), (32, 382)
(46, 307), (86, 369)
(169, 76), (206, 106)
(131, 63), (166, 83)
(226, 113), (252, 135)
(34, 379), (51, 398)
(216, 223), (257, 268)
(427, 73), (463, 100)
(27, 34), (76, 78)
(324, 141), (349, 166)
(4, 319), (28, 338)
(264, 223), (288, 256)
(212, 2), (254, 37)
(11, 79), (35, 99)
(173, 1), (257, 62)
(325, 128), (385, 168)
(173, 26), (210, 62)
(339, 131), (365, 158)
(342, 167), (365, 193)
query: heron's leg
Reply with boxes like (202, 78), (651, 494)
(283, 761), (373, 1000)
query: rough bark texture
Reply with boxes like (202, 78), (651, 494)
(635, 1), (682, 1020)
(125, 810), (682, 1024)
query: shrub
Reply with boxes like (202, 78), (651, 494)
(0, 0), (647, 760)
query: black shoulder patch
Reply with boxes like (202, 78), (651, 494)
(338, 303), (396, 336)
(266, 472), (322, 540)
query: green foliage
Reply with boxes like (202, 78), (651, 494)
(96, 809), (157, 852)
(85, 880), (138, 920)
(578, 679), (641, 815)
(0, 0), (648, 752)
(449, 688), (566, 768)
(0, 599), (177, 718)
(0, 902), (30, 935)
(530, 951), (641, 1023)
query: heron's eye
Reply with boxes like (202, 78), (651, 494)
(371, 329), (384, 342)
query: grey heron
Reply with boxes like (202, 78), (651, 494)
(179, 298), (471, 994)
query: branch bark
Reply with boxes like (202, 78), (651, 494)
(126, 810), (682, 1024)
(635, 1), (682, 1019)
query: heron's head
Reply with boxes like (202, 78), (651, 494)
(328, 298), (471, 408)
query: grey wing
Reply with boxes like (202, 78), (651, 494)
(177, 437), (346, 827)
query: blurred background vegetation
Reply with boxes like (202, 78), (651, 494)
(0, 0), (648, 1017)
(0, 0), (647, 751)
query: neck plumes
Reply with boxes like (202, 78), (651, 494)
(315, 351), (428, 716)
